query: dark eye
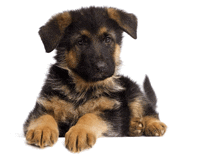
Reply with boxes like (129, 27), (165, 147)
(77, 36), (89, 46)
(78, 39), (84, 45)
(104, 36), (112, 44)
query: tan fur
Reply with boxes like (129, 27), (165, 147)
(107, 8), (121, 25)
(98, 27), (107, 35)
(107, 8), (136, 39)
(37, 96), (120, 124)
(129, 117), (145, 136)
(80, 30), (91, 37)
(60, 85), (71, 96)
(26, 115), (59, 148)
(71, 72), (124, 93)
(79, 96), (120, 116)
(65, 113), (108, 152)
(66, 50), (78, 69)
(143, 116), (167, 136)
(128, 97), (145, 118)
(113, 44), (121, 67)
(128, 97), (145, 136)
(37, 96), (78, 122)
(98, 27), (117, 42)
(56, 12), (72, 33)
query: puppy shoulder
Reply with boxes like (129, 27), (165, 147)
(39, 65), (75, 99)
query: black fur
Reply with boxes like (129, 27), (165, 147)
(144, 75), (157, 107)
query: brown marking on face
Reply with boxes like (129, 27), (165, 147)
(98, 27), (117, 41)
(143, 116), (167, 136)
(98, 27), (108, 35)
(65, 113), (108, 152)
(66, 50), (78, 69)
(56, 11), (72, 33)
(80, 30), (91, 37)
(128, 97), (145, 118)
(26, 115), (59, 148)
(37, 96), (78, 122)
(113, 44), (121, 67)
(78, 97), (120, 116)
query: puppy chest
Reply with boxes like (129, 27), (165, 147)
(38, 96), (120, 123)
(77, 96), (120, 116)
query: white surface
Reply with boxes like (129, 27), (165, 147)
(1, 0), (220, 159)
(5, 133), (219, 159)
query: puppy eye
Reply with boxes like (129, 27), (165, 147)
(104, 36), (112, 44)
(78, 39), (84, 45)
(77, 36), (89, 46)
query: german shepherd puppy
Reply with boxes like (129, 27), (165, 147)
(24, 7), (167, 153)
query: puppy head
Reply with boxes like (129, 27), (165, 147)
(39, 7), (137, 82)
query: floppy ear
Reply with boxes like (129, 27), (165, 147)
(107, 8), (137, 39)
(39, 11), (72, 53)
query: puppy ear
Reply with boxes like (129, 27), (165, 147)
(39, 11), (72, 53)
(107, 8), (137, 39)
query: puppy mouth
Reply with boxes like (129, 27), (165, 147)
(88, 61), (115, 82)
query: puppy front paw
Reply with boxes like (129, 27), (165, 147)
(65, 126), (96, 153)
(26, 126), (59, 148)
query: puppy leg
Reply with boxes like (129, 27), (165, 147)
(25, 115), (59, 148)
(65, 113), (108, 153)
(143, 116), (167, 136)
(128, 96), (145, 136)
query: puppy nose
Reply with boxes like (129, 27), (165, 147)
(96, 61), (107, 72)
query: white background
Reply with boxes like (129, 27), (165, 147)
(1, 0), (220, 159)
